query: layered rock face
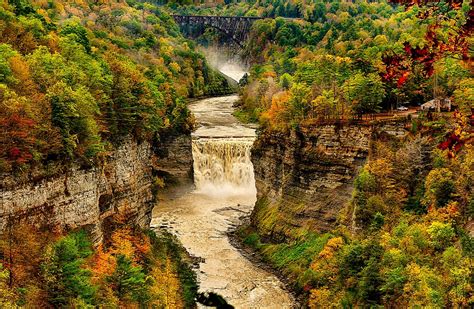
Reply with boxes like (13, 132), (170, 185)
(251, 122), (408, 238)
(0, 136), (193, 245)
(153, 133), (193, 186)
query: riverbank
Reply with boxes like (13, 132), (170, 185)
(228, 220), (303, 308)
(151, 95), (295, 308)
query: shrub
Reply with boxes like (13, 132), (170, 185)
(427, 221), (455, 250)
(424, 168), (455, 208)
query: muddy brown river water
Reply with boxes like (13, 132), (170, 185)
(151, 95), (294, 308)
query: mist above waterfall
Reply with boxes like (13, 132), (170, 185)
(199, 46), (249, 83)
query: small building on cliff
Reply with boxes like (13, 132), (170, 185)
(421, 98), (452, 112)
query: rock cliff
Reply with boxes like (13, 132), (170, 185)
(153, 133), (194, 186)
(0, 135), (193, 245)
(250, 121), (409, 239)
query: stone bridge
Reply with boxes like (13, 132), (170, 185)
(172, 15), (264, 47)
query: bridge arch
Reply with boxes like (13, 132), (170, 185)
(172, 15), (263, 48)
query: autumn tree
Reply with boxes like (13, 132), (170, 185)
(424, 168), (455, 208)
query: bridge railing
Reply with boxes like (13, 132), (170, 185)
(171, 15), (264, 20)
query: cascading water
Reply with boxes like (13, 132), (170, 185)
(152, 95), (294, 308)
(192, 137), (256, 196)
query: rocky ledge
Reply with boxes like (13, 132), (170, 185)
(0, 135), (193, 246)
(251, 121), (410, 239)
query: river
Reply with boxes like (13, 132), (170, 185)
(151, 95), (294, 308)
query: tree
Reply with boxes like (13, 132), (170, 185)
(9, 0), (35, 16)
(452, 78), (474, 116)
(383, 0), (472, 92)
(440, 246), (472, 307)
(308, 287), (336, 308)
(275, 22), (303, 47)
(344, 72), (385, 116)
(354, 168), (377, 193)
(427, 221), (455, 250)
(288, 82), (311, 124)
(424, 168), (455, 208)
(402, 263), (445, 307)
(48, 81), (103, 159)
(150, 257), (183, 308)
(107, 255), (151, 305)
(357, 257), (383, 305)
(0, 264), (16, 306)
(41, 231), (97, 306)
(355, 195), (387, 228)
(279, 73), (293, 90)
(60, 21), (91, 54)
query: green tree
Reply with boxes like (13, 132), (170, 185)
(452, 78), (474, 116)
(275, 22), (303, 47)
(279, 73), (293, 90)
(344, 72), (385, 115)
(427, 221), (455, 250)
(60, 21), (91, 54)
(357, 257), (383, 305)
(9, 0), (34, 16)
(0, 264), (17, 306)
(355, 195), (387, 228)
(288, 82), (311, 124)
(107, 255), (151, 305)
(424, 168), (455, 208)
(0, 44), (18, 84)
(41, 231), (96, 306)
(354, 168), (377, 193)
(48, 82), (103, 159)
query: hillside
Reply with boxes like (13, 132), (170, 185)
(164, 0), (474, 307)
(0, 0), (233, 306)
(0, 0), (233, 176)
(0, 0), (472, 307)
(217, 0), (473, 307)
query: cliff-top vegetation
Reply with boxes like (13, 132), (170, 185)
(0, 0), (233, 175)
(168, 0), (472, 131)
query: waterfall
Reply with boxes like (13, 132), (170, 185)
(192, 137), (256, 197)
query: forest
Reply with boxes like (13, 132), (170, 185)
(207, 0), (472, 307)
(0, 0), (233, 175)
(0, 222), (198, 307)
(0, 0), (473, 308)
(171, 0), (472, 129)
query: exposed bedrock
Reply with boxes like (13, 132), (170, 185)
(251, 121), (409, 239)
(0, 135), (193, 246)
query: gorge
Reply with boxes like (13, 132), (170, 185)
(152, 94), (295, 308)
(0, 0), (472, 307)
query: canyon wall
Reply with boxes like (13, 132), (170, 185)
(0, 135), (193, 245)
(251, 121), (409, 239)
(153, 133), (194, 186)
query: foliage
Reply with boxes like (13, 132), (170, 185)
(199, 0), (474, 130)
(424, 168), (455, 208)
(174, 1), (473, 307)
(344, 72), (385, 115)
(0, 224), (198, 307)
(41, 231), (96, 306)
(242, 129), (473, 307)
(0, 0), (232, 173)
(107, 254), (150, 304)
